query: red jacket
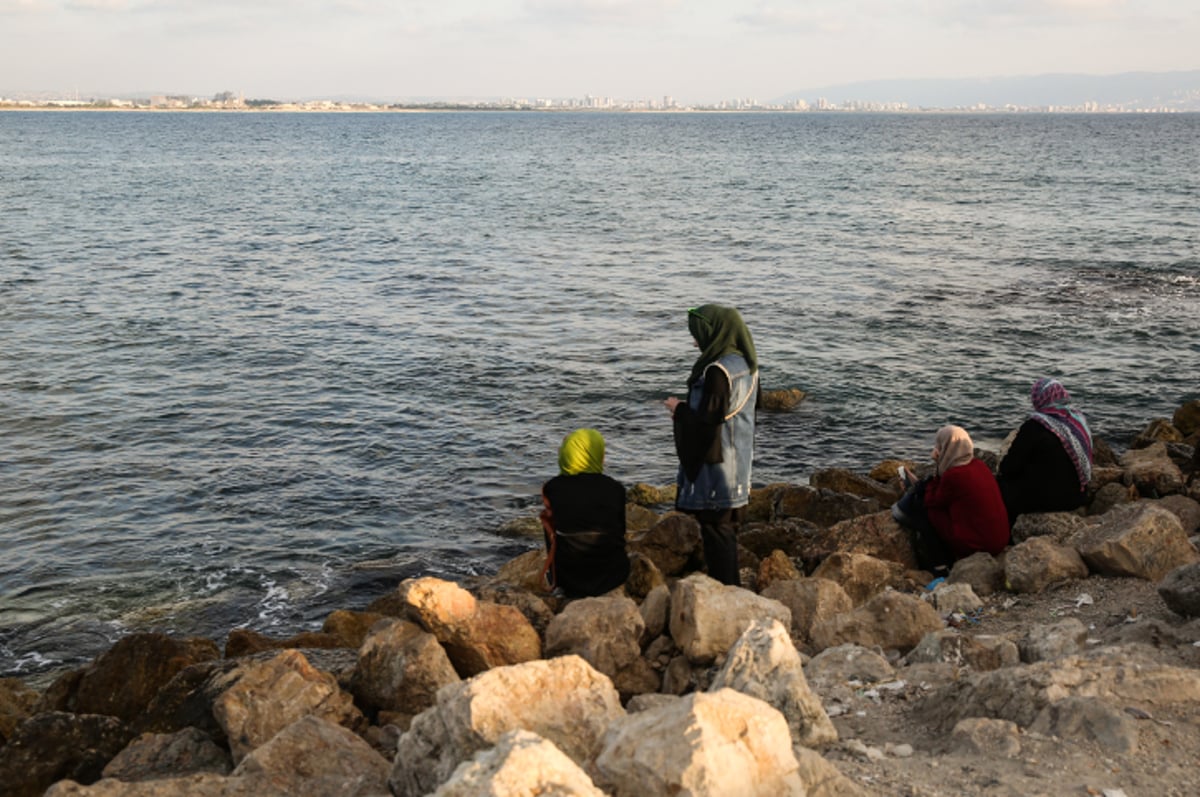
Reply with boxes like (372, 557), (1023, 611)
(923, 458), (1010, 558)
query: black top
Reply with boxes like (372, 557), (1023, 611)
(997, 419), (1087, 524)
(673, 366), (731, 483)
(541, 472), (629, 598)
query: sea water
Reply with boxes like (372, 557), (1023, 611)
(2, 110), (1198, 679)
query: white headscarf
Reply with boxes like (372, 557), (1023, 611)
(933, 425), (974, 476)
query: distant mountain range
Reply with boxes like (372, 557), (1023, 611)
(774, 70), (1200, 110)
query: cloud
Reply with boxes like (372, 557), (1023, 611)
(523, 0), (682, 27)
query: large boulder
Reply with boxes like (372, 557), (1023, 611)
(349, 619), (461, 716)
(1158, 562), (1200, 617)
(709, 619), (837, 747)
(101, 727), (231, 781)
(905, 630), (1005, 672)
(0, 678), (38, 747)
(0, 712), (134, 797)
(947, 552), (1005, 597)
(224, 628), (348, 658)
(231, 714), (391, 793)
(593, 689), (805, 797)
(668, 574), (791, 664)
(797, 511), (919, 570)
(545, 595), (657, 697)
(761, 577), (854, 647)
(1018, 618), (1088, 663)
(810, 468), (902, 504)
(776, 486), (881, 530)
(397, 577), (542, 677)
(212, 650), (363, 764)
(321, 609), (392, 648)
(810, 552), (904, 606)
(1027, 696), (1139, 754)
(918, 648), (1200, 731)
(1151, 495), (1200, 535)
(804, 644), (895, 688)
(488, 550), (546, 594)
(1004, 536), (1088, 593)
(1076, 503), (1200, 580)
(1121, 442), (1185, 496)
(1010, 512), (1090, 546)
(61, 633), (220, 723)
(627, 513), (704, 577)
(389, 655), (623, 797)
(431, 729), (605, 797)
(757, 549), (802, 591)
(809, 590), (943, 655)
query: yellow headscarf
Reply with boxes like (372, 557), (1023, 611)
(558, 428), (605, 475)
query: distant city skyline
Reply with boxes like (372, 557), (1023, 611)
(2, 1), (1198, 106)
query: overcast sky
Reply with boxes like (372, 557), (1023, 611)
(2, 0), (1197, 103)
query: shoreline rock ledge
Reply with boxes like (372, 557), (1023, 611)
(1, 401), (1199, 796)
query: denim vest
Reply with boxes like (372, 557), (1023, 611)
(676, 353), (757, 511)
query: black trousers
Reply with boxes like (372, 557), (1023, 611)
(689, 506), (744, 587)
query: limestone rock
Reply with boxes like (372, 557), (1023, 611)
(489, 550), (546, 594)
(1077, 503), (1200, 581)
(1158, 562), (1200, 617)
(349, 618), (460, 716)
(810, 552), (903, 606)
(972, 635), (1021, 669)
(624, 552), (666, 600)
(757, 549), (802, 591)
(639, 584), (670, 644)
(1010, 511), (1090, 545)
(1121, 442), (1185, 496)
(709, 618), (838, 747)
(668, 574), (792, 664)
(947, 552), (1005, 597)
(102, 728), (230, 781)
(432, 729), (605, 797)
(809, 590), (943, 655)
(804, 644), (895, 687)
(66, 633), (220, 723)
(1173, 399), (1200, 437)
(761, 387), (807, 412)
(232, 714), (390, 792)
(746, 484), (788, 523)
(810, 467), (902, 504)
(212, 649), (363, 764)
(919, 648), (1200, 731)
(1028, 696), (1139, 753)
(470, 584), (555, 636)
(1151, 494), (1200, 535)
(389, 655), (623, 797)
(398, 577), (542, 677)
(545, 595), (644, 682)
(762, 577), (854, 647)
(799, 510), (919, 570)
(0, 678), (38, 746)
(776, 486), (882, 530)
(627, 513), (703, 577)
(930, 583), (983, 615)
(626, 503), (662, 534)
(626, 482), (676, 507)
(1131, 417), (1184, 448)
(224, 628), (347, 658)
(739, 519), (818, 559)
(593, 689), (805, 797)
(1088, 481), (1138, 516)
(1005, 536), (1088, 593)
(321, 609), (390, 648)
(1019, 618), (1088, 663)
(905, 630), (1003, 671)
(0, 712), (134, 797)
(949, 717), (1020, 758)
(792, 746), (868, 797)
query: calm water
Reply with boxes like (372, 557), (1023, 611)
(2, 111), (1198, 680)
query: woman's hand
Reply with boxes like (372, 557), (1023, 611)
(664, 396), (682, 415)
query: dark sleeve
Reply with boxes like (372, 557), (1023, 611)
(999, 420), (1040, 479)
(673, 367), (730, 480)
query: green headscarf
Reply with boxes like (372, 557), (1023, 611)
(558, 428), (606, 475)
(687, 304), (758, 386)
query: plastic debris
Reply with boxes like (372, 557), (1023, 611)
(1076, 593), (1094, 607)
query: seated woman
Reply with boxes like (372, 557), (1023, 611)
(997, 378), (1093, 526)
(539, 428), (630, 598)
(892, 425), (1010, 572)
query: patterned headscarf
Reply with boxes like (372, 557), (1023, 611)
(686, 304), (758, 387)
(558, 428), (605, 475)
(933, 425), (975, 476)
(1029, 378), (1093, 489)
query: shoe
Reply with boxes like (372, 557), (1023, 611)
(891, 502), (913, 527)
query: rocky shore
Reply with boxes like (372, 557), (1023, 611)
(2, 398), (1199, 797)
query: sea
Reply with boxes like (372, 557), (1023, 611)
(2, 110), (1198, 682)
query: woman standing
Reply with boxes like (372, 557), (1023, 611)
(664, 305), (759, 586)
(997, 377), (1093, 526)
